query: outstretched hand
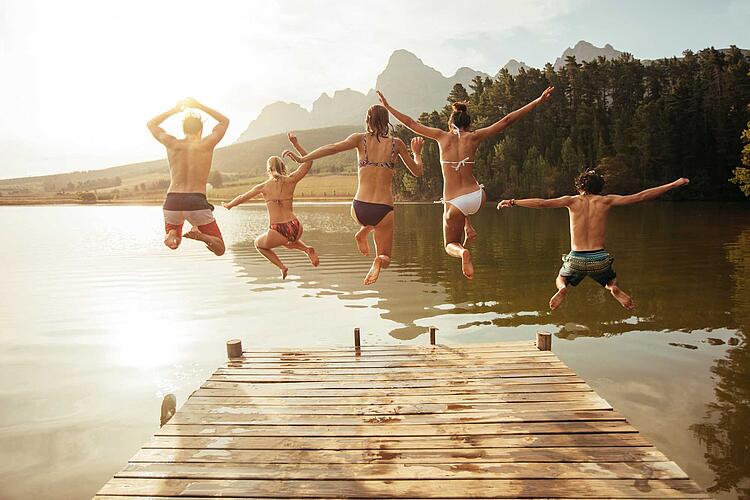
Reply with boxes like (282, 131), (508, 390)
(410, 136), (424, 154)
(674, 177), (690, 187)
(282, 149), (302, 163)
(376, 90), (389, 108)
(287, 132), (299, 145)
(497, 199), (513, 209)
(181, 97), (200, 109)
(222, 201), (232, 210)
(538, 86), (555, 104)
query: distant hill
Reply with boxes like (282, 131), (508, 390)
(236, 49), (489, 142)
(553, 40), (624, 70)
(0, 126), (361, 193)
(498, 59), (532, 77)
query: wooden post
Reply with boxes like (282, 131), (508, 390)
(354, 328), (361, 349)
(226, 339), (243, 359)
(429, 326), (437, 345)
(536, 332), (552, 351)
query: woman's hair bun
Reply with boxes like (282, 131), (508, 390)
(452, 102), (468, 113)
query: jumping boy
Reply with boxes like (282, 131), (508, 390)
(147, 97), (230, 256)
(497, 170), (689, 310)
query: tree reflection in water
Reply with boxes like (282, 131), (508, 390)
(691, 228), (750, 499)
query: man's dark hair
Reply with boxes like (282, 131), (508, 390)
(575, 169), (605, 194)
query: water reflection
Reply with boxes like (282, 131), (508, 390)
(691, 227), (750, 498)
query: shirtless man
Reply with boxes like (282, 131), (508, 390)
(147, 97), (229, 256)
(498, 170), (690, 310)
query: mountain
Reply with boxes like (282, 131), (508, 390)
(498, 59), (532, 77)
(553, 40), (623, 70)
(236, 49), (488, 142)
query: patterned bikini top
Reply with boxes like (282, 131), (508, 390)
(359, 135), (396, 170)
(441, 124), (475, 171)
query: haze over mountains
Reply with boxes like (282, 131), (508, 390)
(237, 41), (626, 142)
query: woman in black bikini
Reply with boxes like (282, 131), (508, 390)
(283, 105), (424, 285)
(224, 133), (319, 279)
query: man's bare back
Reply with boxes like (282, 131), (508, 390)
(147, 98), (230, 256)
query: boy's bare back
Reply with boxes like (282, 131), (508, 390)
(566, 195), (613, 251)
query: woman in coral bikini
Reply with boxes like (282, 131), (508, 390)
(224, 133), (320, 279)
(283, 105), (424, 285)
(377, 87), (554, 279)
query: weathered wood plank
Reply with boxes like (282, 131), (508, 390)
(240, 342), (536, 354)
(97, 477), (708, 498)
(116, 461), (687, 480)
(179, 400), (612, 415)
(228, 352), (558, 367)
(141, 433), (654, 451)
(217, 362), (569, 375)
(130, 446), (669, 464)
(167, 409), (623, 427)
(155, 420), (639, 437)
(207, 368), (577, 383)
(190, 392), (602, 406)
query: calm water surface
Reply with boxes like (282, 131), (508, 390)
(0, 203), (748, 499)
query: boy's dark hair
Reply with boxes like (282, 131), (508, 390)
(575, 169), (605, 194)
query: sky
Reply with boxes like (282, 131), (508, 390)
(1, 0), (748, 180)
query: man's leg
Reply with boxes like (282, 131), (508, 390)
(549, 275), (569, 310)
(182, 210), (225, 256)
(444, 205), (473, 279)
(605, 278), (635, 310)
(163, 210), (184, 250)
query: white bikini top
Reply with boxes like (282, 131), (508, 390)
(441, 124), (475, 171)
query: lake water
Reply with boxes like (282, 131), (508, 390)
(0, 203), (748, 499)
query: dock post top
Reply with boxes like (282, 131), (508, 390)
(429, 326), (437, 345)
(536, 332), (552, 351)
(354, 327), (361, 349)
(226, 339), (243, 359)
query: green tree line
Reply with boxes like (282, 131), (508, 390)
(392, 47), (750, 201)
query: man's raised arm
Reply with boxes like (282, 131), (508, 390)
(147, 103), (182, 146)
(497, 196), (575, 210)
(607, 178), (690, 206)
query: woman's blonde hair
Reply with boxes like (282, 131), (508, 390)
(267, 156), (287, 179)
(365, 104), (391, 140)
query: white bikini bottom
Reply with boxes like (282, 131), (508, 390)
(441, 185), (485, 216)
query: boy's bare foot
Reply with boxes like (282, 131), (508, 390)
(164, 230), (180, 250)
(364, 255), (389, 285)
(354, 227), (371, 256)
(460, 249), (474, 280)
(280, 267), (289, 279)
(306, 247), (320, 267)
(549, 287), (568, 310)
(610, 286), (635, 310)
(183, 229), (225, 256)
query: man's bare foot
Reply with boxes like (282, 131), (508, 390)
(460, 249), (474, 280)
(280, 267), (288, 279)
(464, 225), (477, 246)
(610, 286), (635, 310)
(183, 229), (225, 256)
(306, 247), (320, 267)
(354, 227), (371, 256)
(549, 287), (568, 310)
(364, 256), (387, 285)
(164, 230), (180, 250)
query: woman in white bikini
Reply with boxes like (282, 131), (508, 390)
(223, 133), (319, 279)
(377, 87), (554, 279)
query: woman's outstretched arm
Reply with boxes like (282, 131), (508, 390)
(474, 86), (554, 142)
(224, 183), (265, 210)
(377, 91), (445, 141)
(283, 133), (360, 163)
(286, 133), (313, 183)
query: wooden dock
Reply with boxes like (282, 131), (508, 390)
(95, 333), (709, 499)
